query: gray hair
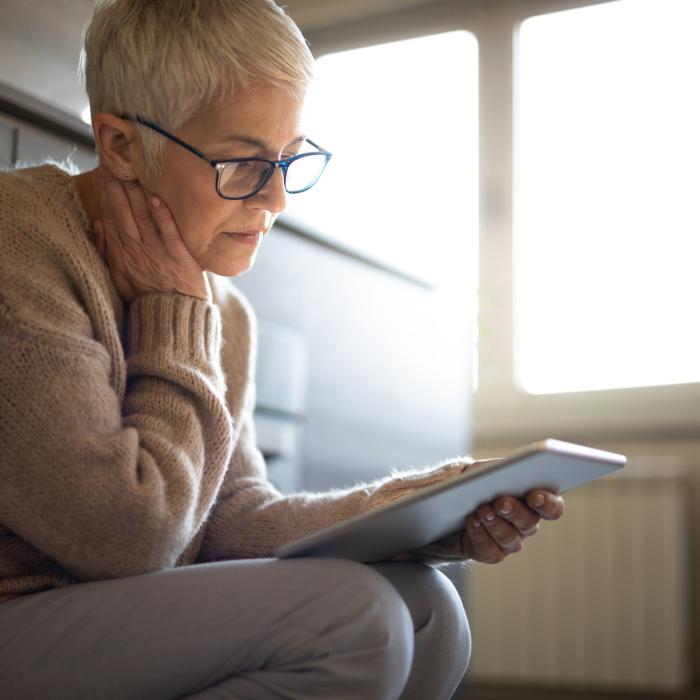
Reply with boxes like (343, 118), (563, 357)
(79, 0), (315, 177)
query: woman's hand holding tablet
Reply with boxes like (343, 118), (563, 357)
(459, 474), (565, 564)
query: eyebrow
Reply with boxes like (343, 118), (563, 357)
(215, 134), (307, 150)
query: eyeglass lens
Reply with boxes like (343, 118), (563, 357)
(218, 152), (328, 199)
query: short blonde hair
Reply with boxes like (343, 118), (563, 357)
(79, 0), (314, 177)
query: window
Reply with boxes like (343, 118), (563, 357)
(284, 31), (479, 289)
(515, 0), (700, 395)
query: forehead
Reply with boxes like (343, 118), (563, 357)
(192, 84), (305, 149)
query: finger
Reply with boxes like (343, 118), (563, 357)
(99, 167), (142, 242)
(475, 505), (524, 554)
(526, 490), (565, 521)
(121, 179), (162, 249)
(101, 209), (133, 286)
(493, 496), (540, 537)
(96, 216), (127, 282)
(148, 196), (194, 264)
(463, 516), (507, 564)
(97, 205), (124, 258)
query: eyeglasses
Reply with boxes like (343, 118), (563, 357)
(117, 115), (332, 200)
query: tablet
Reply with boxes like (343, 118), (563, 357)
(273, 438), (626, 562)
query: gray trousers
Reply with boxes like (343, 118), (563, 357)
(0, 558), (471, 699)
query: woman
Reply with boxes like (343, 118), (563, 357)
(0, 1), (564, 698)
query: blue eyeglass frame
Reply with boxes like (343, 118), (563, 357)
(117, 114), (333, 200)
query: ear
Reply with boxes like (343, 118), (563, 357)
(91, 113), (141, 180)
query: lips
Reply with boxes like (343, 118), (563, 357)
(225, 230), (263, 246)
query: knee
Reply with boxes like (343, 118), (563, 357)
(326, 560), (415, 697)
(438, 569), (471, 671)
(414, 565), (472, 673)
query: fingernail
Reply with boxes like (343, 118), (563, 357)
(150, 196), (160, 207)
(471, 517), (481, 528)
(499, 500), (513, 515)
(485, 511), (496, 522)
(533, 493), (545, 507)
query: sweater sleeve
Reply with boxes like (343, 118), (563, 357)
(0, 291), (234, 582)
(198, 390), (475, 568)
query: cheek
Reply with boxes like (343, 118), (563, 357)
(161, 175), (222, 247)
(146, 155), (212, 229)
(144, 160), (243, 253)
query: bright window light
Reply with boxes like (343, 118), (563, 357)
(284, 31), (479, 290)
(515, 0), (700, 395)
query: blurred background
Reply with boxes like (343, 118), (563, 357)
(1, 0), (698, 698)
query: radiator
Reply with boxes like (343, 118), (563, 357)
(463, 455), (692, 692)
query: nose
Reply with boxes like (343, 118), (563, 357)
(246, 165), (287, 214)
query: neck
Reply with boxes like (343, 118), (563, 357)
(72, 168), (101, 228)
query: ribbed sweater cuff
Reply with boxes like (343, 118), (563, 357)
(127, 292), (224, 375)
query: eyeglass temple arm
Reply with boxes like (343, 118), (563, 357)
(306, 138), (331, 155)
(116, 114), (214, 165)
(118, 113), (331, 160)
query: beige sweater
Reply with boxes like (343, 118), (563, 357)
(0, 163), (474, 605)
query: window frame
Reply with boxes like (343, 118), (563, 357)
(302, 0), (700, 447)
(281, 28), (479, 289)
(477, 0), (700, 446)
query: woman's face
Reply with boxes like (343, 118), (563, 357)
(138, 82), (305, 277)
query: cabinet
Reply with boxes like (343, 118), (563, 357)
(16, 119), (97, 172)
(0, 110), (97, 172)
(0, 117), (14, 168)
(253, 319), (308, 494)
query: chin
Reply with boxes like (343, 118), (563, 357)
(206, 256), (256, 278)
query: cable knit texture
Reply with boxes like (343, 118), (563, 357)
(0, 162), (475, 605)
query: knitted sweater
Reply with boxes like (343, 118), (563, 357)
(0, 163), (474, 605)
